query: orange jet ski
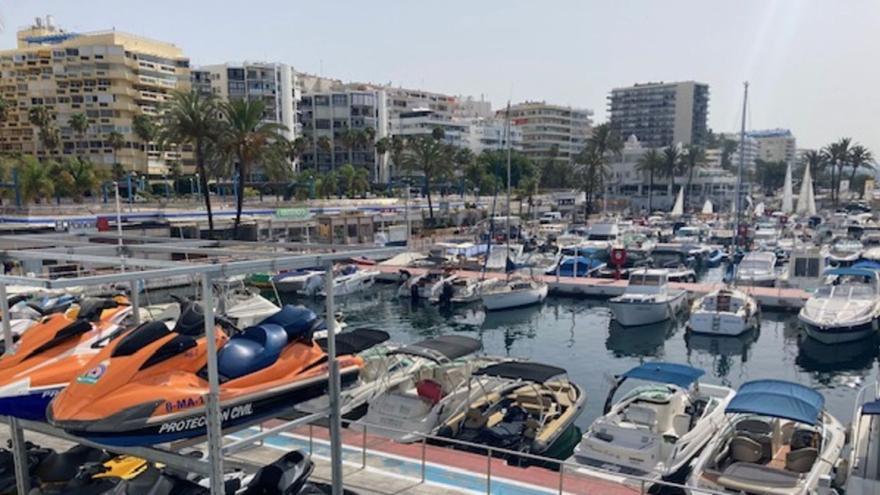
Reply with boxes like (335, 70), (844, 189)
(48, 304), (373, 447)
(0, 296), (132, 420)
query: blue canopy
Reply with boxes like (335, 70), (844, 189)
(862, 400), (880, 416)
(853, 260), (880, 272)
(725, 380), (824, 425)
(823, 267), (879, 279)
(620, 362), (705, 388)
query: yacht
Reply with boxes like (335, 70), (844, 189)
(798, 267), (880, 344)
(735, 252), (778, 287)
(480, 275), (548, 311)
(608, 269), (687, 327)
(571, 363), (734, 487)
(272, 269), (324, 293)
(826, 238), (864, 268)
(651, 245), (698, 282)
(688, 287), (760, 336)
(356, 337), (505, 442)
(430, 277), (488, 304)
(846, 382), (880, 495)
(437, 361), (585, 461)
(303, 264), (380, 297)
(397, 270), (457, 300)
(687, 380), (845, 495)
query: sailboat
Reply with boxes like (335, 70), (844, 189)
(796, 164), (817, 216)
(480, 102), (549, 311)
(782, 162), (794, 213)
(702, 199), (713, 215)
(670, 186), (684, 217)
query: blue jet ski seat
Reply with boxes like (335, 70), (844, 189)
(218, 324), (288, 380)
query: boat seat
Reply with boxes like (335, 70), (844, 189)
(623, 405), (657, 429)
(785, 447), (818, 473)
(790, 428), (818, 450)
(736, 419), (772, 435)
(672, 413), (691, 436)
(260, 305), (318, 342)
(174, 302), (205, 336)
(217, 324), (288, 380)
(730, 436), (763, 464)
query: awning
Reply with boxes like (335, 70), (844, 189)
(725, 380), (824, 425)
(852, 260), (880, 272)
(620, 362), (704, 388)
(823, 267), (879, 279)
(390, 335), (481, 362)
(473, 361), (567, 383)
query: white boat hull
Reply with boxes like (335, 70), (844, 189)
(689, 310), (756, 336)
(609, 291), (686, 327)
(482, 284), (548, 311)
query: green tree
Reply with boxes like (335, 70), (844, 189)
(848, 145), (874, 197)
(754, 159), (788, 192)
(218, 98), (288, 238)
(56, 156), (99, 202)
(16, 155), (55, 204)
(476, 149), (535, 190)
(823, 138), (852, 205)
(377, 135), (406, 180)
(636, 149), (663, 212)
(337, 163), (356, 198)
(159, 90), (221, 236)
(133, 114), (158, 171)
(719, 139), (738, 170)
(316, 171), (338, 198)
(402, 135), (452, 220)
(107, 131), (125, 174)
(800, 149), (827, 189)
(338, 128), (360, 166)
(0, 98), (9, 124)
(352, 167), (370, 197)
(681, 145), (707, 210)
(581, 123), (622, 215)
(660, 145), (684, 197)
(69, 113), (89, 157)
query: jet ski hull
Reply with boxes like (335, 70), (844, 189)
(49, 367), (359, 446)
(0, 386), (62, 420)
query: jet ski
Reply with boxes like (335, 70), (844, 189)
(48, 304), (370, 447)
(0, 296), (133, 420)
(0, 293), (81, 353)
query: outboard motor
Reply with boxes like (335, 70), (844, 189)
(439, 282), (454, 306)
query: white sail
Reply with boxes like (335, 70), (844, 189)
(796, 164), (817, 215)
(701, 199), (713, 215)
(782, 162), (793, 213)
(671, 186), (685, 216)
(754, 202), (765, 217)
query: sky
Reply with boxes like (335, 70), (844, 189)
(1, 0), (878, 153)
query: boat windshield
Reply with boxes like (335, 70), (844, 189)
(815, 283), (875, 299)
(740, 259), (771, 270)
(631, 274), (663, 286)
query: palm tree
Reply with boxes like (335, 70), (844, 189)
(58, 156), (99, 203)
(848, 145), (875, 198)
(823, 138), (852, 204)
(379, 135), (407, 181)
(289, 136), (310, 164)
(0, 98), (9, 124)
(159, 90), (221, 236)
(337, 163), (356, 198)
(133, 114), (157, 171)
(315, 136), (332, 171)
(801, 149), (826, 189)
(582, 123), (622, 215)
(636, 149), (663, 212)
(681, 145), (707, 210)
(574, 149), (608, 216)
(338, 128), (359, 166)
(316, 170), (338, 198)
(352, 167), (370, 198)
(660, 145), (684, 199)
(107, 131), (125, 172)
(69, 113), (89, 157)
(402, 135), (452, 220)
(15, 155), (55, 204)
(218, 98), (288, 237)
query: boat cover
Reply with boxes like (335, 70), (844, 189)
(852, 260), (880, 272)
(391, 335), (481, 362)
(620, 362), (704, 388)
(473, 361), (566, 383)
(725, 380), (824, 425)
(316, 328), (390, 356)
(822, 267), (879, 279)
(862, 400), (880, 415)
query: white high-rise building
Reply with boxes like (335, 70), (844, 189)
(705, 132), (759, 171)
(609, 81), (710, 148)
(748, 129), (797, 166)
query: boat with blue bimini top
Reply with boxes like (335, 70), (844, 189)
(687, 380), (845, 495)
(798, 267), (880, 344)
(846, 381), (880, 495)
(570, 363), (734, 488)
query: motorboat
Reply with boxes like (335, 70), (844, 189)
(0, 296), (133, 420)
(304, 264), (380, 297)
(552, 255), (606, 278)
(608, 269), (687, 327)
(430, 277), (488, 304)
(47, 303), (377, 446)
(687, 380), (845, 495)
(595, 247), (653, 279)
(798, 267), (880, 344)
(217, 280), (282, 329)
(437, 361), (586, 460)
(650, 245), (698, 282)
(571, 363), (734, 486)
(673, 226), (704, 244)
(846, 382), (880, 494)
(688, 287), (760, 336)
(480, 275), (548, 311)
(735, 252), (779, 287)
(272, 269), (325, 294)
(354, 336), (503, 442)
(778, 248), (826, 292)
(397, 270), (457, 300)
(826, 238), (863, 268)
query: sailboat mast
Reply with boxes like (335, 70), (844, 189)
(734, 81), (749, 247)
(505, 101), (512, 272)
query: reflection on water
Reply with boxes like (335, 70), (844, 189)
(275, 284), (878, 426)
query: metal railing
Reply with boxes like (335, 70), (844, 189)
(279, 416), (729, 495)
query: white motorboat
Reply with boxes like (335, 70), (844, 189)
(826, 238), (863, 268)
(397, 270), (457, 300)
(735, 252), (778, 287)
(687, 380), (845, 495)
(798, 267), (880, 344)
(480, 275), (548, 311)
(222, 288), (282, 329)
(430, 277), (488, 304)
(608, 269), (687, 327)
(688, 287), (760, 336)
(272, 269), (324, 293)
(355, 336), (504, 442)
(304, 264), (380, 297)
(571, 363), (734, 487)
(846, 381), (880, 495)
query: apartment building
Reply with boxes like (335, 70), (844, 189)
(748, 128), (797, 166)
(705, 132), (759, 171)
(298, 88), (389, 181)
(502, 101), (592, 164)
(0, 17), (191, 174)
(608, 81), (709, 148)
(391, 108), (522, 154)
(194, 62), (298, 140)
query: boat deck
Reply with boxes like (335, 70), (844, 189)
(376, 265), (809, 309)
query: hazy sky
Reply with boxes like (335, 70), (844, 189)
(1, 0), (878, 153)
